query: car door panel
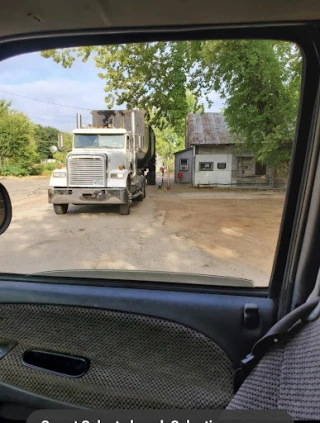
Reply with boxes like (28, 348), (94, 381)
(0, 281), (274, 365)
(0, 303), (234, 410)
(0, 280), (275, 416)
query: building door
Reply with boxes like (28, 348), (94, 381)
(255, 162), (267, 176)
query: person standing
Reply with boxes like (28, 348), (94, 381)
(160, 164), (165, 176)
(159, 163), (165, 188)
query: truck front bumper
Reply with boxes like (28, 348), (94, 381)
(48, 187), (127, 205)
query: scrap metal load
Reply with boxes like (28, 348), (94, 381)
(91, 110), (156, 185)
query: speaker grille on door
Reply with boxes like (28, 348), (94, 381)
(0, 304), (233, 409)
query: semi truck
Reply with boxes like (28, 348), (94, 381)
(48, 110), (156, 215)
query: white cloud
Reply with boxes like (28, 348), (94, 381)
(0, 52), (107, 132)
(0, 79), (107, 132)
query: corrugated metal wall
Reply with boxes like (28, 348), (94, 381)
(174, 149), (193, 183)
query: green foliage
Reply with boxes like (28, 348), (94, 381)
(42, 40), (302, 168)
(34, 125), (59, 160)
(38, 162), (58, 176)
(200, 40), (302, 167)
(42, 43), (202, 131)
(0, 164), (29, 177)
(43, 162), (58, 171)
(152, 91), (201, 165)
(28, 164), (44, 176)
(0, 102), (39, 172)
(0, 100), (12, 116)
(0, 100), (71, 177)
(154, 125), (184, 171)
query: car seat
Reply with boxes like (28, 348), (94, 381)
(227, 297), (320, 420)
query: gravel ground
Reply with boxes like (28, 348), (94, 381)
(0, 177), (285, 286)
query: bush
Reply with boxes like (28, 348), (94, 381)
(42, 162), (58, 171)
(28, 164), (44, 176)
(41, 162), (58, 176)
(0, 165), (29, 177)
(0, 162), (60, 177)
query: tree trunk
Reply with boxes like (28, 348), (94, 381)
(273, 167), (278, 189)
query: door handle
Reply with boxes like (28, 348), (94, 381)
(22, 349), (90, 378)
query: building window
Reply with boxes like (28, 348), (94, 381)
(199, 162), (213, 171)
(237, 157), (254, 176)
(217, 163), (226, 170)
(180, 158), (189, 171)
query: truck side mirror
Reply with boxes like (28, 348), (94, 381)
(0, 183), (12, 235)
(58, 134), (64, 149)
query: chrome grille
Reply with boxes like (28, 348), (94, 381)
(67, 155), (106, 187)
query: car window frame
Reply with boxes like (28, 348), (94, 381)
(0, 23), (319, 314)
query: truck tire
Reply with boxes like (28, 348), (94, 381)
(143, 179), (147, 198)
(147, 170), (156, 185)
(120, 181), (131, 215)
(53, 204), (68, 215)
(137, 180), (146, 201)
(120, 202), (130, 215)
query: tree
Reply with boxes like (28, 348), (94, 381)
(152, 91), (203, 163)
(0, 100), (12, 116)
(42, 40), (302, 168)
(41, 42), (203, 131)
(199, 40), (302, 168)
(0, 101), (38, 170)
(34, 125), (60, 160)
(154, 125), (183, 169)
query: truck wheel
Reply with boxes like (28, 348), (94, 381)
(53, 204), (68, 215)
(147, 171), (156, 185)
(120, 202), (130, 215)
(120, 181), (131, 214)
(143, 180), (146, 198)
(137, 181), (146, 201)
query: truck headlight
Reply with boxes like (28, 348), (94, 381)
(53, 172), (67, 178)
(111, 173), (124, 179)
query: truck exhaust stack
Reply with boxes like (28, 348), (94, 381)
(76, 113), (82, 129)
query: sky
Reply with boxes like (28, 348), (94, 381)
(0, 50), (224, 133)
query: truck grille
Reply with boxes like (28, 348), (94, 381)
(67, 155), (106, 187)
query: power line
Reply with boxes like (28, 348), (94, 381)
(31, 117), (91, 124)
(27, 114), (91, 123)
(0, 89), (92, 111)
(27, 111), (92, 119)
(30, 116), (83, 124)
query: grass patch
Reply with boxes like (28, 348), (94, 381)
(0, 162), (61, 177)
(41, 162), (59, 176)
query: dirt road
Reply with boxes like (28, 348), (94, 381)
(0, 178), (285, 286)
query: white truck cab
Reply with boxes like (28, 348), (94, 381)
(48, 110), (155, 215)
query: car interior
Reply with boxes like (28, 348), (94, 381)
(1, 1), (320, 422)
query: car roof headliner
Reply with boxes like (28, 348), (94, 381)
(1, 0), (320, 42)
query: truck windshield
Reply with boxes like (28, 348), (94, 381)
(74, 134), (125, 148)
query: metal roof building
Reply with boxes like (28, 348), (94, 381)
(186, 113), (234, 148)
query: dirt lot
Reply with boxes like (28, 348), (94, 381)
(0, 177), (285, 287)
